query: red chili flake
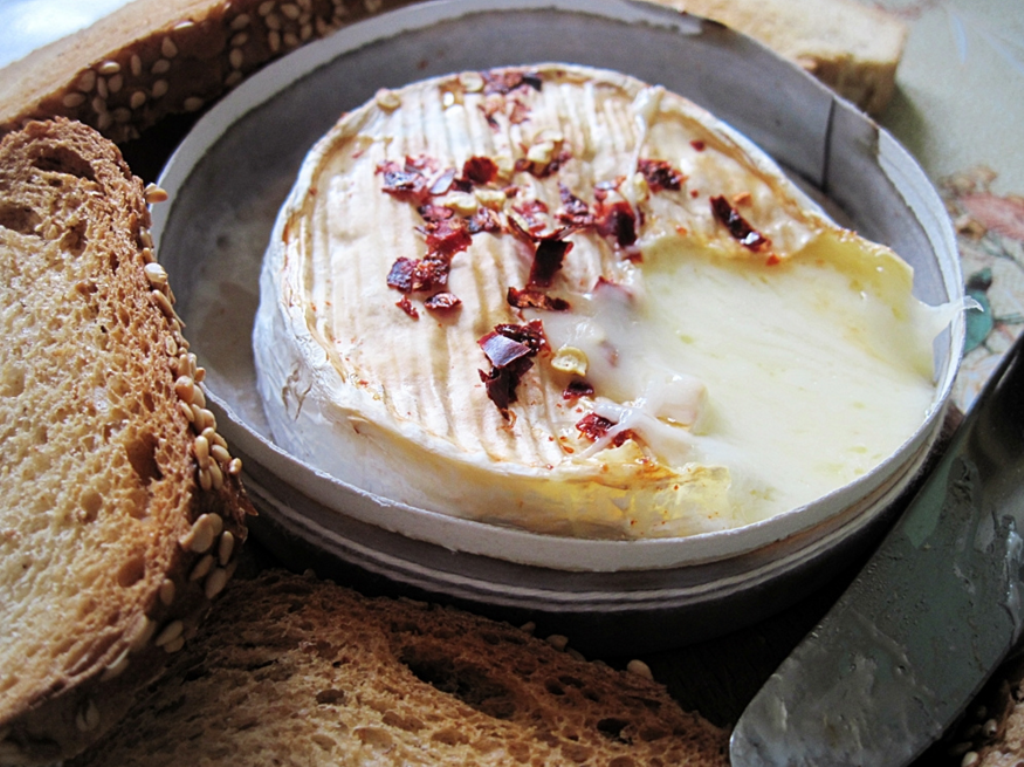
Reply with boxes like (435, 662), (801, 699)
(429, 168), (457, 196)
(575, 412), (634, 446)
(512, 198), (551, 234)
(493, 320), (548, 354)
(424, 291), (462, 311)
(479, 102), (502, 130)
(479, 332), (534, 368)
(507, 286), (571, 312)
(423, 216), (472, 258)
(690, 139), (706, 152)
(528, 238), (573, 288)
(462, 156), (499, 185)
(508, 99), (532, 125)
(710, 195), (771, 252)
(637, 158), (686, 192)
(765, 253), (781, 266)
(563, 380), (594, 400)
(386, 255), (450, 294)
(690, 189), (700, 199)
(557, 183), (594, 228)
(595, 201), (638, 247)
(377, 159), (430, 203)
(576, 412), (615, 441)
(467, 206), (503, 234)
(418, 203), (455, 223)
(396, 295), (419, 319)
(482, 69), (543, 95)
(515, 149), (571, 179)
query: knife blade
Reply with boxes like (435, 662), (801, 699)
(730, 330), (1024, 767)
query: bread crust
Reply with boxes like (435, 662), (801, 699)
(0, 0), (415, 145)
(0, 118), (254, 766)
(68, 569), (730, 766)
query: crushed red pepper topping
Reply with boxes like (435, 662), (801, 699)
(386, 255), (451, 294)
(557, 183), (594, 228)
(637, 158), (686, 192)
(576, 412), (635, 447)
(396, 295), (419, 319)
(710, 194), (771, 252)
(529, 238), (573, 288)
(563, 380), (595, 400)
(507, 286), (570, 312)
(462, 156), (499, 185)
(424, 292), (462, 312)
(477, 320), (548, 420)
(482, 69), (543, 95)
(595, 200), (638, 247)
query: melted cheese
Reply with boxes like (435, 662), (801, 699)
(253, 64), (944, 539)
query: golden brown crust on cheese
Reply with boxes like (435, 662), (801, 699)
(0, 118), (254, 766)
(0, 0), (415, 145)
(68, 569), (730, 767)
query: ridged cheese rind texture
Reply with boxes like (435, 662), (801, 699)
(254, 64), (939, 539)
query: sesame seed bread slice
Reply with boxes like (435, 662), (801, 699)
(69, 568), (730, 767)
(0, 118), (253, 766)
(0, 0), (903, 148)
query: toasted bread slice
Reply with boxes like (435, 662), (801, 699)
(69, 568), (729, 766)
(0, 118), (253, 766)
(0, 0), (904, 148)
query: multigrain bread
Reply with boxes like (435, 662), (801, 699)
(69, 568), (730, 767)
(0, 0), (415, 145)
(0, 0), (904, 146)
(0, 118), (254, 766)
(648, 0), (907, 116)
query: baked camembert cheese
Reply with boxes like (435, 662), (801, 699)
(254, 64), (944, 539)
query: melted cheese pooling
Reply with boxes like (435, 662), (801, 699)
(254, 64), (944, 539)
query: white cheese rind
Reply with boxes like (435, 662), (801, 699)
(253, 63), (941, 539)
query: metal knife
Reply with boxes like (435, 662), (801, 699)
(731, 330), (1024, 766)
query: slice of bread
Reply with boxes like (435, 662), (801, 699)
(0, 0), (905, 148)
(648, 0), (907, 115)
(0, 0), (415, 145)
(68, 568), (730, 767)
(0, 118), (254, 766)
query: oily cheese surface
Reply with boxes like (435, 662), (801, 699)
(254, 64), (940, 539)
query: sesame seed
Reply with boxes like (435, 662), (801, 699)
(205, 428), (226, 449)
(130, 54), (142, 76)
(199, 467), (212, 491)
(173, 20), (194, 31)
(108, 73), (123, 93)
(190, 553), (215, 581)
(545, 634), (569, 651)
(231, 31), (249, 47)
(960, 752), (979, 767)
(210, 461), (225, 490)
(205, 567), (230, 599)
(77, 69), (97, 92)
(144, 182), (169, 204)
(62, 92), (87, 108)
(193, 434), (211, 465)
(230, 48), (244, 69)
(152, 58), (171, 75)
(91, 96), (107, 115)
(268, 31), (281, 52)
(152, 79), (169, 98)
(154, 620), (184, 647)
(283, 31), (299, 48)
(567, 648), (586, 662)
(315, 17), (330, 36)
(228, 457), (243, 475)
(112, 107), (131, 123)
(128, 615), (156, 653)
(258, 0), (275, 15)
(144, 263), (169, 289)
(165, 336), (178, 357)
(194, 366), (206, 383)
(98, 60), (121, 76)
(175, 375), (195, 404)
(265, 13), (281, 30)
(96, 77), (109, 99)
(161, 37), (179, 58)
(184, 96), (204, 112)
(74, 700), (100, 732)
(130, 90), (147, 110)
(281, 3), (300, 19)
(151, 289), (175, 319)
(192, 383), (206, 409)
(199, 407), (217, 432)
(983, 718), (998, 738)
(184, 514), (217, 553)
(626, 659), (654, 680)
(159, 578), (176, 606)
(100, 648), (130, 681)
(519, 621), (536, 634)
(96, 112), (113, 131)
(211, 444), (231, 464)
(225, 70), (243, 87)
(139, 228), (154, 248)
(300, 23), (312, 41)
(218, 531), (235, 566)
(364, 0), (382, 12)
(230, 13), (251, 29)
(375, 88), (400, 111)
(163, 636), (186, 653)
(178, 402), (194, 423)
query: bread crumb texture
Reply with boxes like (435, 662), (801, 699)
(70, 570), (730, 767)
(0, 118), (252, 766)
